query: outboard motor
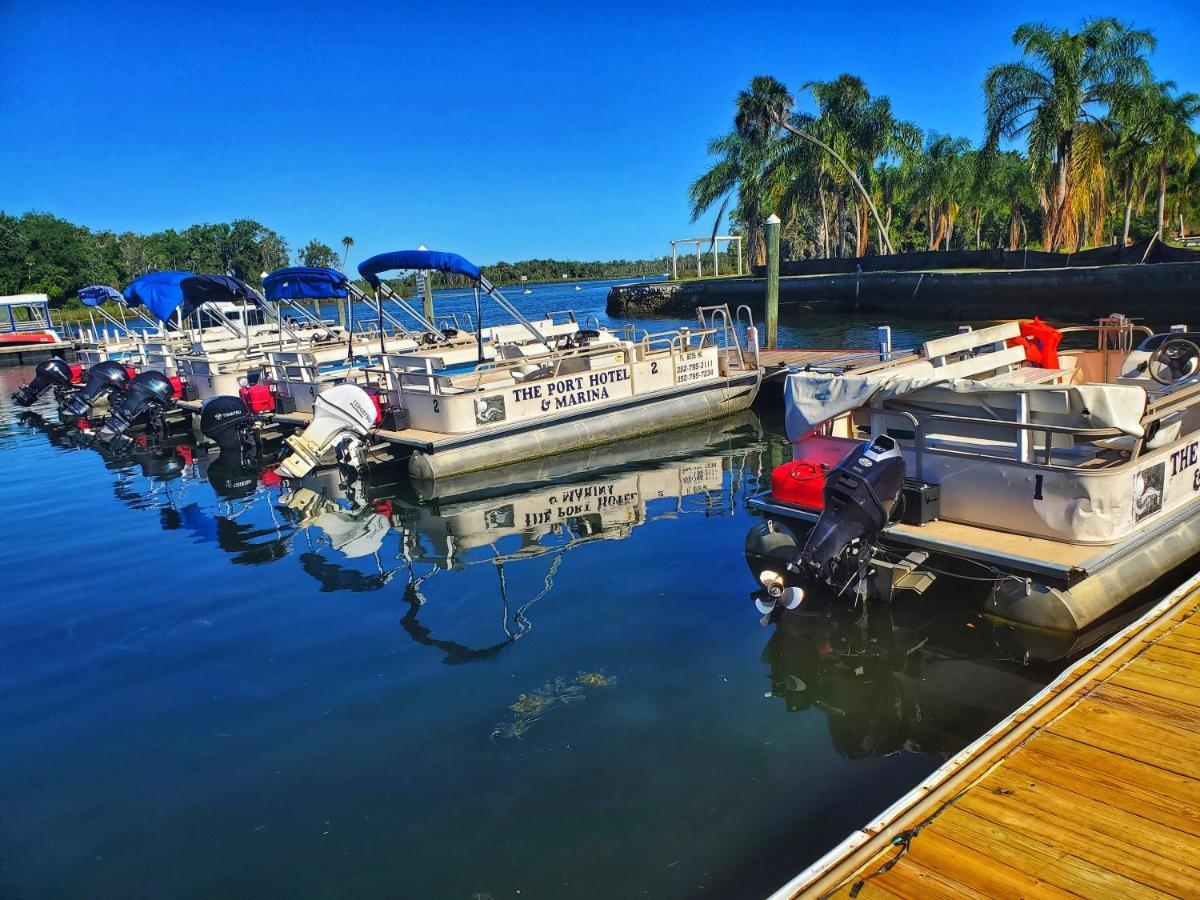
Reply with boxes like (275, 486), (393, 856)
(755, 435), (905, 616)
(101, 370), (175, 437)
(200, 395), (256, 455)
(62, 360), (131, 418)
(12, 357), (74, 406)
(276, 383), (380, 479)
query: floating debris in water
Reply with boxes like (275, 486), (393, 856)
(491, 672), (617, 743)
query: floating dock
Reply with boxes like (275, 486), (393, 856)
(0, 341), (75, 364)
(776, 570), (1200, 899)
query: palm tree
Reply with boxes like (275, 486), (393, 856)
(1128, 82), (1200, 237)
(340, 235), (355, 270)
(984, 18), (1155, 251)
(689, 131), (775, 267)
(734, 74), (896, 255)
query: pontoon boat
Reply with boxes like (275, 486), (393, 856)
(746, 315), (1200, 631)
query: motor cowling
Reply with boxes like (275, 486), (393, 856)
(62, 360), (131, 417)
(200, 395), (255, 453)
(276, 383), (381, 479)
(101, 370), (176, 437)
(12, 357), (74, 406)
(798, 434), (905, 587)
(750, 435), (905, 617)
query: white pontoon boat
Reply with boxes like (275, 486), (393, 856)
(275, 249), (763, 480)
(746, 315), (1200, 631)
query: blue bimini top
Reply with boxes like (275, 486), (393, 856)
(262, 266), (350, 302)
(357, 250), (482, 287)
(122, 272), (261, 322)
(78, 285), (124, 307)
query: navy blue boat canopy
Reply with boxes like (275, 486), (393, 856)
(122, 271), (262, 322)
(78, 285), (123, 307)
(357, 250), (482, 287)
(263, 266), (350, 302)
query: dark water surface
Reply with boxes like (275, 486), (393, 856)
(2, 290), (1095, 898)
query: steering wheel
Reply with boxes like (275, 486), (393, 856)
(1148, 337), (1200, 385)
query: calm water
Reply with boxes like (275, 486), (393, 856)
(2, 290), (1102, 898)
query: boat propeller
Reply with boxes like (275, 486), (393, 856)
(276, 383), (380, 480)
(101, 371), (175, 438)
(12, 357), (74, 407)
(747, 435), (906, 619)
(62, 360), (131, 418)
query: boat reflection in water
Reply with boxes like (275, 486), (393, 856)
(280, 413), (769, 660)
(758, 582), (1153, 760)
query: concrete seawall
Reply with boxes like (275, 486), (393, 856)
(608, 262), (1200, 327)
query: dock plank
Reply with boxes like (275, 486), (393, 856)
(779, 575), (1200, 899)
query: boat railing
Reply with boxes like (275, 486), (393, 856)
(875, 405), (1133, 475)
(388, 324), (732, 400)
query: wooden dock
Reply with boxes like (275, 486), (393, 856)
(0, 341), (75, 364)
(777, 571), (1200, 899)
(757, 348), (875, 383)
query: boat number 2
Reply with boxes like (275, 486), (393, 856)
(651, 362), (658, 375)
(432, 398), (440, 413)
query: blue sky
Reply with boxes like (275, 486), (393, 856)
(2, 1), (1197, 265)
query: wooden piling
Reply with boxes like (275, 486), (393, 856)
(765, 214), (781, 349)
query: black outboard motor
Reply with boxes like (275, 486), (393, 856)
(755, 435), (905, 615)
(200, 395), (257, 455)
(797, 434), (906, 587)
(101, 370), (175, 437)
(12, 357), (75, 407)
(62, 360), (131, 418)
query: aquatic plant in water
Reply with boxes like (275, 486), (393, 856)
(491, 672), (617, 743)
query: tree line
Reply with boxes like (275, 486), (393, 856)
(0, 212), (673, 306)
(691, 18), (1200, 266)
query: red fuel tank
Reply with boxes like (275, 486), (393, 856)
(769, 436), (857, 510)
(239, 383), (275, 414)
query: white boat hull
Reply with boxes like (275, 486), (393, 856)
(408, 372), (760, 480)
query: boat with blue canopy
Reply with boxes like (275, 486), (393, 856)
(275, 249), (763, 481)
(264, 256), (596, 415)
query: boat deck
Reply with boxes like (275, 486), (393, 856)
(776, 571), (1200, 899)
(758, 348), (874, 382)
(749, 492), (1199, 581)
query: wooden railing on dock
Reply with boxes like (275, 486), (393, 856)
(777, 571), (1200, 899)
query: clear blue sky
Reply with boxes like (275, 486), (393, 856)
(2, 1), (1197, 265)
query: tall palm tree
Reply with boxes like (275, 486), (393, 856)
(734, 74), (896, 255)
(1131, 82), (1200, 236)
(340, 235), (355, 270)
(689, 131), (775, 267)
(984, 18), (1155, 251)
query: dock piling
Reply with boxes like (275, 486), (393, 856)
(765, 214), (781, 350)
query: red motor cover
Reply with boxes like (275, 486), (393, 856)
(69, 364), (83, 383)
(124, 366), (138, 380)
(1008, 317), (1061, 369)
(239, 383), (275, 414)
(770, 435), (857, 510)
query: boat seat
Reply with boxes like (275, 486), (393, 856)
(981, 366), (1070, 386)
(512, 364), (552, 383)
(1094, 411), (1185, 452)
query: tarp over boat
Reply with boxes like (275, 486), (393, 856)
(262, 267), (350, 302)
(78, 285), (123, 307)
(784, 370), (1148, 441)
(357, 250), (481, 287)
(122, 272), (262, 322)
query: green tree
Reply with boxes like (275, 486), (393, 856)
(298, 239), (342, 269)
(341, 236), (355, 270)
(983, 18), (1155, 251)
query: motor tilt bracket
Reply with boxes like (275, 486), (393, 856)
(868, 551), (935, 602)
